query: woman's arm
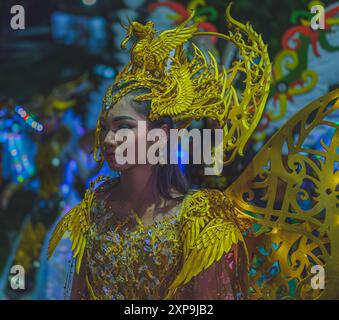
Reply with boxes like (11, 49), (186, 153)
(70, 253), (88, 300)
(179, 243), (248, 300)
(190, 253), (237, 299)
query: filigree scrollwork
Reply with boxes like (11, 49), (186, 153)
(225, 90), (339, 299)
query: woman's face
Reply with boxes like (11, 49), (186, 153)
(98, 95), (149, 171)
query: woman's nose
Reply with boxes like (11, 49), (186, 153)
(103, 130), (117, 150)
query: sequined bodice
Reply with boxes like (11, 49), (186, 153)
(85, 198), (183, 300)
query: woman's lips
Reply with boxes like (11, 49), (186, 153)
(104, 151), (115, 160)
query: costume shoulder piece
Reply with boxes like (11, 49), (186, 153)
(166, 189), (252, 299)
(48, 175), (110, 273)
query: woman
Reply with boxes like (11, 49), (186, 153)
(68, 86), (248, 299)
(49, 5), (270, 300)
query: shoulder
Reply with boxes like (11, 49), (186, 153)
(89, 176), (120, 221)
(179, 188), (251, 233)
(180, 188), (233, 218)
(166, 188), (249, 298)
(93, 176), (120, 201)
(49, 176), (119, 265)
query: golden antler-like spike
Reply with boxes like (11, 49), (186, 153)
(194, 2), (272, 159)
(119, 19), (128, 31)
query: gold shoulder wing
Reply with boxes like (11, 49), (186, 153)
(166, 189), (251, 298)
(225, 90), (339, 299)
(48, 176), (107, 273)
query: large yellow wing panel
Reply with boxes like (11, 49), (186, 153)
(225, 90), (339, 299)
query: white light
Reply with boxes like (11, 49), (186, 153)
(82, 0), (97, 6)
(51, 157), (60, 167)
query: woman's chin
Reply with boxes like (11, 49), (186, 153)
(107, 160), (133, 171)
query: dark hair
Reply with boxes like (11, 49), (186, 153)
(109, 85), (189, 199)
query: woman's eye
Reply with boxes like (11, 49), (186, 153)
(118, 124), (133, 130)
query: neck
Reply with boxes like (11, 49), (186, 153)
(119, 164), (159, 208)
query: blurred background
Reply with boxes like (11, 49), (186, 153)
(0, 0), (338, 299)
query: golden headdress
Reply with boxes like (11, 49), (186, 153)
(95, 3), (272, 166)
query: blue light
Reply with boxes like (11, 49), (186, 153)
(61, 184), (70, 194)
(103, 68), (115, 79)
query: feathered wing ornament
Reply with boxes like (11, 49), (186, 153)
(149, 11), (199, 64)
(166, 189), (252, 299)
(48, 175), (108, 273)
(116, 11), (198, 84)
(224, 89), (339, 299)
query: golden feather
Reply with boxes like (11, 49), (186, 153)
(150, 10), (198, 62)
